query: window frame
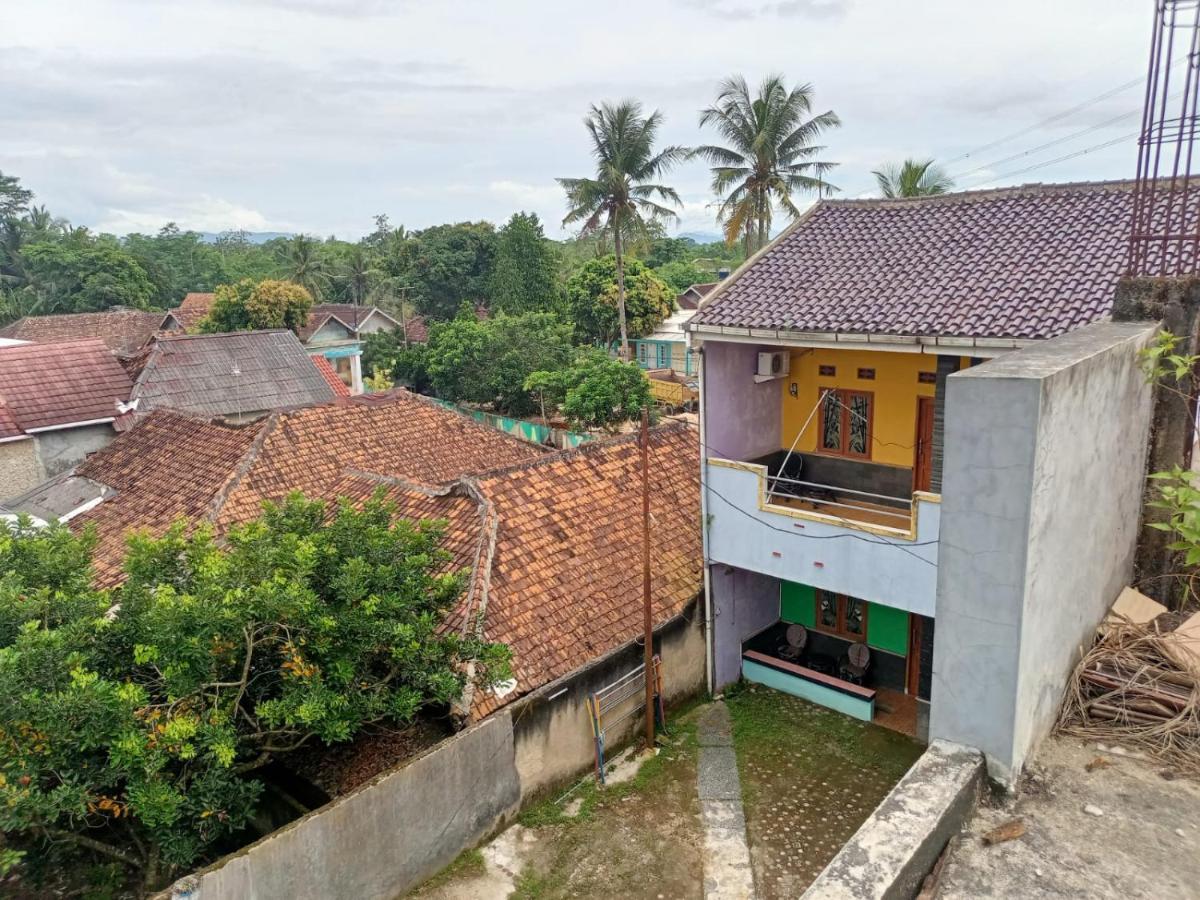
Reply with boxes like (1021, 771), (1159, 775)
(813, 589), (869, 641)
(816, 388), (874, 460)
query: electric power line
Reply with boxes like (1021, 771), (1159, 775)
(968, 132), (1138, 188)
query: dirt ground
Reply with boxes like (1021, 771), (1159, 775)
(936, 735), (1200, 899)
(409, 713), (705, 900)
(725, 685), (924, 899)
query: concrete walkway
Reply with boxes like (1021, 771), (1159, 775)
(698, 702), (756, 900)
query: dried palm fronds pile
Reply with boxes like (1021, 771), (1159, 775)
(1057, 618), (1200, 774)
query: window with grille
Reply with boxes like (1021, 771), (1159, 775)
(814, 590), (868, 640)
(817, 389), (872, 458)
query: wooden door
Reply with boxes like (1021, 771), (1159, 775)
(913, 397), (935, 493)
(906, 615), (922, 695)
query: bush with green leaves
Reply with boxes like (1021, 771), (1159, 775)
(565, 255), (673, 347)
(0, 492), (509, 891)
(525, 350), (651, 430)
(199, 278), (313, 333)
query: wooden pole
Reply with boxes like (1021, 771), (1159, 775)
(641, 406), (655, 750)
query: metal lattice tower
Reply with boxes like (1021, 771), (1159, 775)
(1128, 0), (1200, 277)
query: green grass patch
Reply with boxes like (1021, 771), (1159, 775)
(411, 847), (485, 893)
(510, 863), (565, 899)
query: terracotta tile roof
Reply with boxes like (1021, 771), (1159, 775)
(298, 307), (356, 342)
(180, 292), (216, 310)
(73, 410), (265, 585)
(691, 180), (1143, 341)
(164, 308), (209, 332)
(0, 310), (169, 357)
(676, 282), (717, 310)
(0, 339), (133, 433)
(130, 330), (337, 419)
(311, 355), (352, 397)
(0, 401), (26, 441)
(401, 315), (429, 344)
(214, 391), (543, 524)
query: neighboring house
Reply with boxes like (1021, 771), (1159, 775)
(0, 309), (168, 358)
(0, 339), (133, 496)
(629, 284), (716, 377)
(163, 291), (218, 331)
(124, 330), (339, 425)
(675, 281), (717, 311)
(298, 304), (402, 394)
(689, 180), (1156, 780)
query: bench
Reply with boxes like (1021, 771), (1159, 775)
(742, 650), (877, 721)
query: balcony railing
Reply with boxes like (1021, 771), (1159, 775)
(764, 472), (914, 529)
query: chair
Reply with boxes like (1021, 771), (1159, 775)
(840, 643), (870, 685)
(778, 624), (808, 663)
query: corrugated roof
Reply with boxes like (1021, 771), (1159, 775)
(0, 339), (133, 432)
(131, 330), (337, 418)
(691, 180), (1142, 341)
(0, 310), (168, 357)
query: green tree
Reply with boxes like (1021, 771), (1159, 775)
(0, 171), (33, 219)
(339, 244), (382, 306)
(558, 101), (687, 361)
(124, 224), (228, 307)
(872, 158), (955, 198)
(693, 74), (840, 254)
(277, 235), (331, 300)
(653, 259), (707, 294)
(21, 241), (156, 313)
(0, 494), (510, 890)
(565, 255), (673, 347)
(362, 330), (432, 394)
(425, 309), (574, 415)
(490, 212), (561, 314)
(200, 279), (313, 333)
(409, 222), (497, 320)
(525, 350), (651, 430)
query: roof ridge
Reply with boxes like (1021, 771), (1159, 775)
(823, 177), (1142, 208)
(336, 468), (458, 498)
(205, 413), (279, 523)
(156, 328), (293, 342)
(384, 391), (554, 454)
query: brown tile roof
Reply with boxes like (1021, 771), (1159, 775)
(130, 330), (337, 419)
(0, 339), (133, 433)
(180, 292), (216, 310)
(311, 355), (352, 397)
(676, 282), (717, 310)
(401, 315), (429, 344)
(0, 401), (26, 442)
(0, 310), (169, 357)
(691, 180), (1142, 341)
(164, 308), (209, 332)
(73, 410), (265, 585)
(214, 391), (543, 524)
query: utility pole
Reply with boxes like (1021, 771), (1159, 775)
(641, 406), (655, 751)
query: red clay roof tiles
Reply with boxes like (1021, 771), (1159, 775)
(692, 181), (1141, 341)
(0, 339), (133, 433)
(0, 311), (169, 357)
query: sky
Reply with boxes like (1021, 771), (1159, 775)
(0, 0), (1155, 240)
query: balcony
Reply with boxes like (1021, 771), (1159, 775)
(704, 456), (940, 618)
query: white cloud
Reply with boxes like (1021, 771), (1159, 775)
(95, 196), (275, 235)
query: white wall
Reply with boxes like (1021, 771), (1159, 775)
(931, 322), (1156, 783)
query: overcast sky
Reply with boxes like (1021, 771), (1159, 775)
(1, 0), (1154, 239)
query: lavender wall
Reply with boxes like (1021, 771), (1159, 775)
(711, 565), (780, 689)
(702, 341), (782, 461)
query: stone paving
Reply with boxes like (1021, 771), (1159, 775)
(697, 702), (756, 900)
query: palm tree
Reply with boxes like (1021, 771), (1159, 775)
(340, 245), (382, 306)
(694, 75), (840, 256)
(278, 235), (330, 300)
(558, 100), (687, 361)
(872, 159), (954, 198)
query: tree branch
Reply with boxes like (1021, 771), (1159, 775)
(40, 828), (139, 868)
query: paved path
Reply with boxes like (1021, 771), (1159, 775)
(697, 702), (756, 900)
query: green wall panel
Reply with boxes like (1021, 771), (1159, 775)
(780, 581), (815, 626)
(867, 603), (909, 656)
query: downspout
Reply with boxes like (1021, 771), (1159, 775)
(696, 341), (716, 696)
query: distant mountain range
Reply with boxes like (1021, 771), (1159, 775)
(676, 230), (724, 244)
(196, 231), (294, 245)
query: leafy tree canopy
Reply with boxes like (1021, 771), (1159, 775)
(21, 241), (157, 313)
(653, 259), (707, 294)
(565, 255), (673, 346)
(525, 349), (652, 430)
(425, 308), (574, 416)
(0, 493), (509, 890)
(409, 222), (497, 321)
(124, 224), (228, 308)
(200, 279), (313, 334)
(489, 212), (561, 315)
(0, 171), (33, 220)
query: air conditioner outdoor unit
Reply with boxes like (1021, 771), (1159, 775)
(756, 351), (789, 379)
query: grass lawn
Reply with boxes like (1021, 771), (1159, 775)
(726, 683), (924, 899)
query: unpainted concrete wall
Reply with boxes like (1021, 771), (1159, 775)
(34, 423), (114, 477)
(701, 341), (781, 461)
(711, 566), (779, 690)
(931, 322), (1156, 783)
(172, 713), (521, 900)
(512, 599), (706, 798)
(0, 439), (44, 499)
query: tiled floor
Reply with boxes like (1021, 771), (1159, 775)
(873, 688), (918, 738)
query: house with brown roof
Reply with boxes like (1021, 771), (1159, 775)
(691, 180), (1147, 752)
(0, 309), (170, 358)
(0, 338), (134, 496)
(125, 330), (340, 425)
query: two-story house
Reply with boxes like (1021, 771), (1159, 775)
(689, 181), (1141, 744)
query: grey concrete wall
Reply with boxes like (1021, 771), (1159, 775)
(711, 566), (780, 690)
(34, 423), (114, 477)
(171, 713), (521, 900)
(0, 439), (45, 500)
(701, 341), (781, 461)
(931, 322), (1156, 783)
(513, 599), (706, 798)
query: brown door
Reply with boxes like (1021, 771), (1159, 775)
(906, 615), (922, 696)
(913, 397), (935, 493)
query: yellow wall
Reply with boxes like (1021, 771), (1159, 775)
(779, 348), (938, 468)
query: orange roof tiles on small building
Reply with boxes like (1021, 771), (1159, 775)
(0, 339), (133, 433)
(180, 292), (217, 310)
(311, 355), (352, 398)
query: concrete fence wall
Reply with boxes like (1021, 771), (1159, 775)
(167, 600), (707, 899)
(931, 321), (1157, 783)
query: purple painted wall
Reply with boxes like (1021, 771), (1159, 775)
(711, 565), (780, 689)
(702, 341), (782, 461)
